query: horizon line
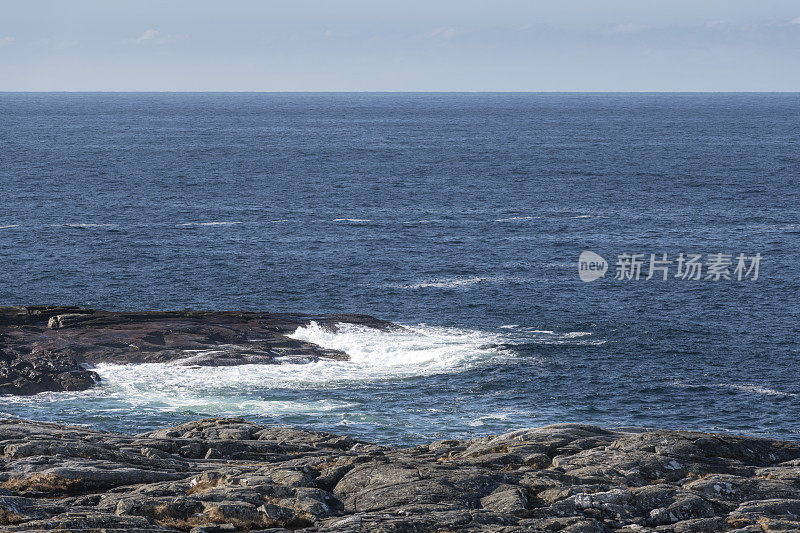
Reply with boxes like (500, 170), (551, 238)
(1, 90), (799, 94)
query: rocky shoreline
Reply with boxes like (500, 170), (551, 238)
(1, 418), (799, 532)
(0, 306), (394, 396)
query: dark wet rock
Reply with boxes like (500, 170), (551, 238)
(1, 420), (800, 531)
(0, 306), (397, 396)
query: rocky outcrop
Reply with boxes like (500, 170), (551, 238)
(1, 418), (800, 531)
(0, 306), (395, 396)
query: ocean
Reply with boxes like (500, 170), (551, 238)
(0, 92), (798, 444)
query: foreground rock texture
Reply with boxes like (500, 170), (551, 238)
(1, 419), (800, 532)
(0, 306), (393, 395)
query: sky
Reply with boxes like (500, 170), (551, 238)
(1, 0), (799, 91)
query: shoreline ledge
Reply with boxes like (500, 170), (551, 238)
(1, 419), (800, 531)
(0, 306), (395, 396)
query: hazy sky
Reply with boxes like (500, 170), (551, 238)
(1, 0), (799, 91)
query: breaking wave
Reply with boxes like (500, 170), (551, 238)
(0, 323), (513, 421)
(179, 221), (243, 227)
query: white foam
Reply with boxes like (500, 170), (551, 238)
(288, 322), (508, 373)
(501, 328), (603, 345)
(0, 224), (19, 230)
(20, 323), (512, 418)
(332, 218), (372, 222)
(61, 223), (116, 228)
(669, 380), (796, 398)
(380, 275), (537, 290)
(402, 277), (488, 289)
(179, 221), (243, 227)
(721, 383), (796, 397)
(494, 216), (539, 222)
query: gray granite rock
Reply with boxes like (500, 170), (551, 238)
(1, 419), (800, 531)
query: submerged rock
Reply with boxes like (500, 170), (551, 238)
(0, 418), (799, 531)
(0, 306), (396, 396)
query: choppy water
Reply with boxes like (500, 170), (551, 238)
(1, 93), (799, 444)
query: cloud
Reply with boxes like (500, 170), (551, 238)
(791, 17), (800, 25)
(604, 23), (649, 35)
(430, 26), (457, 40)
(0, 36), (15, 47)
(124, 29), (187, 45)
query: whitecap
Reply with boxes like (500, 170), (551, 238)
(179, 221), (243, 227)
(381, 275), (536, 290)
(288, 322), (510, 374)
(61, 223), (116, 228)
(721, 383), (796, 397)
(494, 216), (539, 222)
(502, 328), (603, 346)
(404, 277), (488, 289)
(669, 380), (796, 398)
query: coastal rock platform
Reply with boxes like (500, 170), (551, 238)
(1, 418), (800, 532)
(0, 306), (394, 396)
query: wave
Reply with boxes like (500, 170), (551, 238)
(494, 216), (539, 222)
(1, 323), (512, 419)
(288, 322), (510, 374)
(332, 218), (373, 223)
(748, 223), (800, 233)
(179, 221), (243, 227)
(501, 327), (604, 346)
(403, 276), (488, 289)
(0, 224), (19, 230)
(383, 275), (536, 290)
(669, 380), (796, 398)
(60, 223), (117, 228)
(719, 383), (796, 398)
(562, 331), (592, 338)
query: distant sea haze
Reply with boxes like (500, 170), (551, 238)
(1, 92), (798, 443)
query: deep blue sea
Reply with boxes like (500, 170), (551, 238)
(1, 93), (799, 444)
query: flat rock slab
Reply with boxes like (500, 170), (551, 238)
(0, 306), (395, 395)
(1, 418), (799, 531)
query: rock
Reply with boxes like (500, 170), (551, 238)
(480, 485), (529, 515)
(1, 418), (800, 531)
(0, 307), (397, 396)
(46, 313), (94, 330)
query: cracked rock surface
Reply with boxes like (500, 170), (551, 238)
(1, 418), (800, 531)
